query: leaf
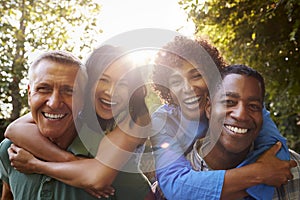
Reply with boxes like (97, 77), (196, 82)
(0, 0), (102, 121)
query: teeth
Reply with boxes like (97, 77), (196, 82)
(44, 113), (65, 120)
(226, 125), (248, 134)
(184, 96), (200, 104)
(101, 99), (117, 106)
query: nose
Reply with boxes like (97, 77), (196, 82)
(46, 90), (62, 109)
(183, 79), (193, 93)
(230, 103), (249, 122)
(103, 83), (114, 96)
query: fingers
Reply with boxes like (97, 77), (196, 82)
(104, 186), (115, 195)
(97, 186), (115, 198)
(7, 146), (14, 155)
(8, 144), (21, 156)
(7, 146), (18, 167)
(10, 143), (19, 151)
(280, 160), (297, 185)
(8, 144), (15, 154)
(286, 160), (297, 182)
(85, 187), (115, 199)
(266, 141), (282, 156)
(287, 174), (293, 182)
(7, 146), (17, 161)
(7, 144), (23, 159)
(85, 189), (101, 198)
(289, 160), (297, 168)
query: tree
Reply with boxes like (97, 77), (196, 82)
(180, 0), (300, 151)
(0, 0), (101, 125)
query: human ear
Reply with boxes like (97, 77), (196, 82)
(205, 96), (211, 119)
(27, 84), (31, 106)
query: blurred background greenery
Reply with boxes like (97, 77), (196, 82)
(179, 0), (300, 151)
(0, 0), (299, 154)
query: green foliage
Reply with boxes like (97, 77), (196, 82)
(180, 0), (300, 152)
(0, 0), (101, 121)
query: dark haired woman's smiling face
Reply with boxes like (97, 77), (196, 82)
(92, 57), (135, 120)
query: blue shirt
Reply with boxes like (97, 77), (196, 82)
(151, 104), (289, 200)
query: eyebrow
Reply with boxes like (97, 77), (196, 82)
(219, 92), (240, 99)
(99, 73), (110, 79)
(246, 96), (262, 102)
(60, 84), (74, 89)
(34, 82), (48, 86)
(189, 68), (201, 75)
(221, 92), (262, 102)
(118, 76), (129, 83)
(169, 73), (182, 79)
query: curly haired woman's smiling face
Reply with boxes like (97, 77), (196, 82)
(168, 61), (208, 120)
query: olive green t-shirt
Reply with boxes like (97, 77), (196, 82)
(0, 138), (113, 200)
(77, 124), (152, 200)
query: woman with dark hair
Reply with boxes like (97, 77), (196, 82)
(5, 45), (154, 200)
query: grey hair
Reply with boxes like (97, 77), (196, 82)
(28, 50), (88, 92)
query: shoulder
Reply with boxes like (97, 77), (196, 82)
(289, 149), (300, 183)
(0, 139), (13, 154)
(151, 105), (180, 131)
(0, 139), (13, 176)
(152, 104), (179, 118)
(289, 149), (300, 165)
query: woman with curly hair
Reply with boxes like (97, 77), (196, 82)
(150, 36), (293, 200)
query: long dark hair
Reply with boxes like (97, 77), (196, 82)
(81, 45), (149, 132)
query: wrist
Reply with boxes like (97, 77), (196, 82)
(248, 162), (265, 185)
(64, 153), (77, 161)
(30, 158), (43, 174)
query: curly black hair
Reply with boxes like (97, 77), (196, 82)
(152, 35), (226, 104)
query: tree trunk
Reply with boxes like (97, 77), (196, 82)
(9, 0), (26, 121)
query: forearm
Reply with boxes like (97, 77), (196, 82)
(221, 164), (264, 200)
(28, 127), (143, 190)
(33, 158), (117, 190)
(95, 126), (145, 169)
(8, 143), (118, 190)
(158, 160), (267, 200)
(157, 156), (224, 200)
(1, 181), (13, 200)
(224, 142), (294, 200)
(5, 114), (75, 162)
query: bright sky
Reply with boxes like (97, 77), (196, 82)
(95, 0), (195, 44)
(1, 0), (196, 119)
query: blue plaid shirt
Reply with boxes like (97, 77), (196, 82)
(273, 149), (300, 200)
(188, 141), (300, 200)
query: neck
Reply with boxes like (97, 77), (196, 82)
(201, 138), (250, 170)
(50, 125), (77, 149)
(97, 115), (116, 132)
